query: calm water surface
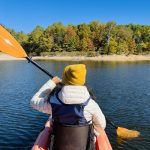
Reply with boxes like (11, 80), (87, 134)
(0, 60), (150, 150)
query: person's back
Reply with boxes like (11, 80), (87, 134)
(31, 64), (106, 150)
(49, 64), (106, 126)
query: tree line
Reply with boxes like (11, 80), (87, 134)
(7, 21), (150, 56)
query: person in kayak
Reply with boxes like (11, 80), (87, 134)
(31, 64), (106, 150)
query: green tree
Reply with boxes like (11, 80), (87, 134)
(27, 26), (44, 55)
(103, 22), (116, 54)
(89, 21), (105, 52)
(115, 25), (133, 54)
(46, 23), (66, 51)
(38, 30), (54, 54)
(15, 32), (28, 44)
(3, 22), (150, 56)
(64, 25), (80, 51)
(109, 38), (118, 54)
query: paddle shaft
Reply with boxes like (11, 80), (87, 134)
(26, 57), (54, 78)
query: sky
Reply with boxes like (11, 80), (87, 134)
(0, 0), (150, 33)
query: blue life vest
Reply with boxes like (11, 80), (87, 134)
(49, 90), (91, 125)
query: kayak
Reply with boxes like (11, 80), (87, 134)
(32, 120), (112, 150)
(32, 119), (53, 150)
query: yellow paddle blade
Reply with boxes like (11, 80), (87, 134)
(0, 25), (27, 58)
(117, 127), (140, 139)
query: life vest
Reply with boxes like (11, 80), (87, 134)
(49, 89), (94, 150)
(50, 89), (91, 125)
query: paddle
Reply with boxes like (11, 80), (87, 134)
(0, 25), (53, 78)
(106, 118), (140, 138)
(0, 25), (140, 139)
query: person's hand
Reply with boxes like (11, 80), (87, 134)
(52, 76), (61, 84)
(44, 118), (53, 132)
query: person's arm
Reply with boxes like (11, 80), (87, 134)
(30, 76), (61, 114)
(85, 100), (106, 129)
(92, 101), (106, 129)
(84, 99), (106, 129)
(91, 102), (112, 149)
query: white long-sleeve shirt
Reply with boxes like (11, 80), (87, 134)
(31, 80), (106, 129)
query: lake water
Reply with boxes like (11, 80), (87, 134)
(0, 60), (150, 150)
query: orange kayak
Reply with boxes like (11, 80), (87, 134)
(32, 120), (112, 150)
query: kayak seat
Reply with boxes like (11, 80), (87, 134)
(51, 122), (95, 150)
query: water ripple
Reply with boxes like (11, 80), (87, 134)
(0, 61), (150, 149)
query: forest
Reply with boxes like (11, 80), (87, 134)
(6, 21), (150, 56)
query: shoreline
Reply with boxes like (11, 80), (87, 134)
(0, 53), (150, 62)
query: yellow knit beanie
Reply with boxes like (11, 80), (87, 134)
(62, 64), (86, 85)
